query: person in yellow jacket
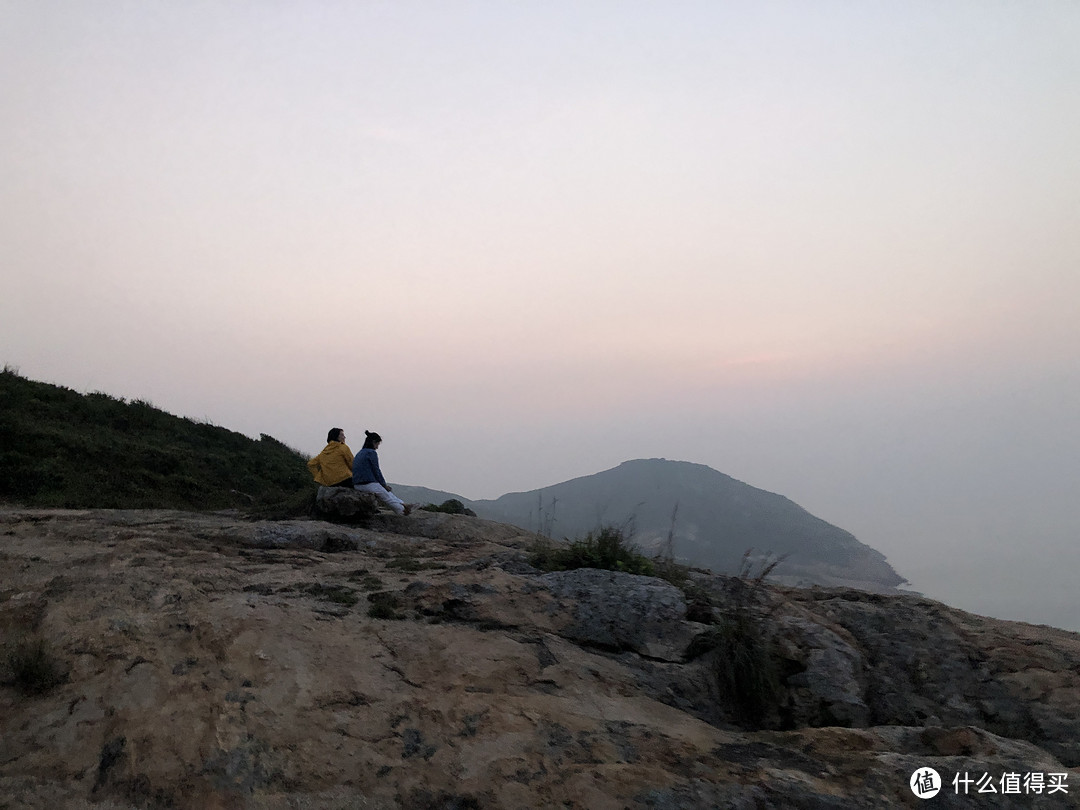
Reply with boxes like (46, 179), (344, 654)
(306, 428), (355, 487)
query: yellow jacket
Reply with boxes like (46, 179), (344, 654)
(306, 441), (355, 486)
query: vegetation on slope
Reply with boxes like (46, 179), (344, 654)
(530, 526), (788, 728)
(0, 367), (313, 511)
(529, 525), (656, 577)
(418, 498), (477, 516)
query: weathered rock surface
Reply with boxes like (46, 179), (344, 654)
(1, 508), (1078, 809)
(538, 569), (700, 663)
(313, 486), (383, 523)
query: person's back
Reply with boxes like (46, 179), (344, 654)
(307, 428), (355, 487)
(352, 446), (386, 488)
(351, 430), (410, 515)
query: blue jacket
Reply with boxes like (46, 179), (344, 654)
(352, 448), (388, 488)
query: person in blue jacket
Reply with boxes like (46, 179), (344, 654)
(352, 430), (411, 515)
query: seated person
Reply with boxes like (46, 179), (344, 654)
(306, 428), (355, 487)
(352, 430), (411, 515)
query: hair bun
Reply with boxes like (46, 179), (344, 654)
(365, 430), (371, 436)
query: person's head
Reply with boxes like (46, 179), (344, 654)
(362, 430), (382, 450)
(327, 427), (345, 443)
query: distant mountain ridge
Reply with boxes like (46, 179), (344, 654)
(395, 458), (906, 590)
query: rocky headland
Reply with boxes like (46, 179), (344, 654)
(2, 507), (1078, 809)
(396, 458), (907, 592)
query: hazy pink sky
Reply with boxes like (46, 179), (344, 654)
(3, 2), (1078, 629)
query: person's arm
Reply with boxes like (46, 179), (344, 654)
(342, 444), (354, 468)
(371, 452), (388, 488)
(306, 456), (321, 479)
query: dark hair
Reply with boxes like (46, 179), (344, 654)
(327, 428), (344, 443)
(362, 430), (382, 450)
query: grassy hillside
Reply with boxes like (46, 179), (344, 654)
(0, 367), (314, 511)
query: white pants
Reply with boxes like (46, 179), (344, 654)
(354, 482), (406, 515)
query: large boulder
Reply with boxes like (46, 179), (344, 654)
(313, 486), (382, 523)
(774, 613), (870, 728)
(539, 568), (700, 662)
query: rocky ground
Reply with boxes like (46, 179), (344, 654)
(1, 506), (1078, 809)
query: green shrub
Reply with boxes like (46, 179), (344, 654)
(687, 609), (782, 727)
(684, 551), (788, 728)
(300, 583), (359, 607)
(419, 499), (476, 516)
(530, 526), (655, 577)
(346, 569), (384, 591)
(367, 592), (404, 620)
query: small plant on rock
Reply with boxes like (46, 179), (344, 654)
(529, 526), (655, 577)
(367, 592), (404, 620)
(685, 550), (788, 728)
(301, 582), (360, 607)
(419, 499), (477, 516)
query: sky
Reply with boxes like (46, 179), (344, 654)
(2, 1), (1078, 631)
